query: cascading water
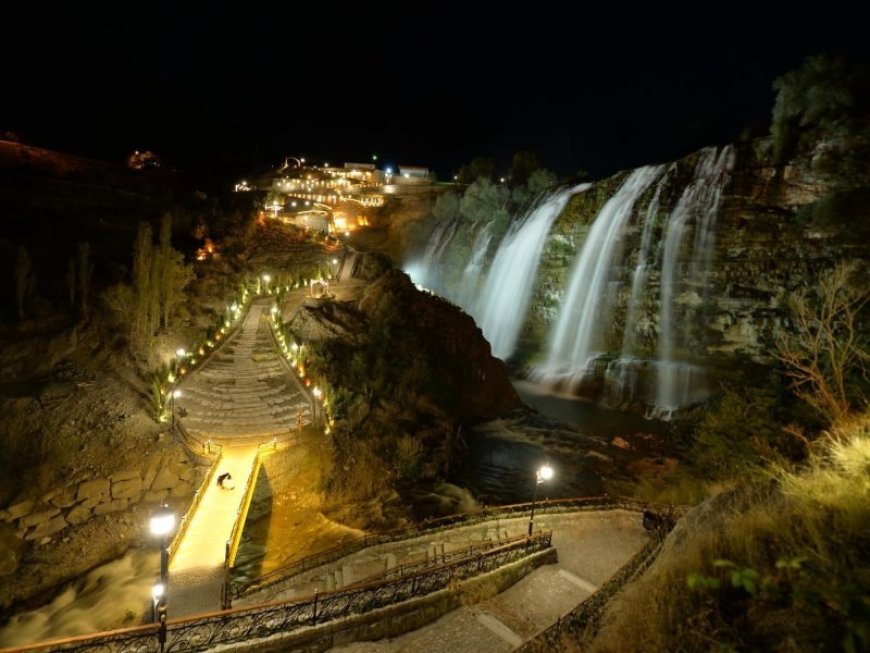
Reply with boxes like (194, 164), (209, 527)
(474, 183), (590, 359)
(604, 166), (672, 405)
(536, 166), (665, 389)
(655, 146), (734, 415)
(455, 226), (492, 313)
(404, 219), (459, 292)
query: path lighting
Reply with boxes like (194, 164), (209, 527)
(149, 504), (175, 653)
(528, 464), (554, 537)
(151, 582), (164, 622)
(170, 390), (182, 427)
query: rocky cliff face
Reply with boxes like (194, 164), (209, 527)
(400, 129), (868, 412)
(524, 134), (868, 392)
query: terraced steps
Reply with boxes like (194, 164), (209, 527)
(177, 299), (310, 443)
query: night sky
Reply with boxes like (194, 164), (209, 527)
(3, 5), (868, 181)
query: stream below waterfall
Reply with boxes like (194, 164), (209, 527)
(0, 550), (158, 648)
(450, 380), (670, 504)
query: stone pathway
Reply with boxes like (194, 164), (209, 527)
(177, 299), (310, 443)
(329, 510), (646, 653)
(168, 297), (311, 616)
(169, 444), (258, 617)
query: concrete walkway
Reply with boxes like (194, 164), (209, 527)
(177, 299), (310, 443)
(168, 297), (311, 616)
(329, 510), (646, 653)
(169, 444), (258, 617)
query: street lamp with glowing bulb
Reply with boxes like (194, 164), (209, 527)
(149, 504), (175, 652)
(169, 390), (181, 427)
(528, 464), (554, 537)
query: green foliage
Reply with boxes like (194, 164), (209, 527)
(456, 157), (495, 183)
(771, 54), (856, 161)
(460, 178), (510, 240)
(106, 216), (193, 353)
(691, 380), (791, 478)
(14, 245), (32, 321)
(589, 420), (870, 652)
(432, 191), (461, 223)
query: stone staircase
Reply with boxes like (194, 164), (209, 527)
(177, 300), (310, 443)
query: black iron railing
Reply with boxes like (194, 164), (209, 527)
(234, 494), (679, 599)
(9, 531), (552, 653)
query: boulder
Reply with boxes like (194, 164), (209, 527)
(112, 477), (143, 500)
(94, 498), (128, 516)
(20, 508), (60, 529)
(65, 504), (92, 526)
(3, 500), (34, 522)
(111, 470), (141, 483)
(77, 478), (110, 503)
(24, 515), (67, 541)
(50, 488), (78, 509)
(143, 490), (167, 503)
(150, 467), (180, 492)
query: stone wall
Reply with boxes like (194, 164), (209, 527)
(0, 452), (200, 544)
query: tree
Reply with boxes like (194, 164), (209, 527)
(132, 222), (153, 341)
(78, 241), (91, 319)
(461, 178), (511, 239)
(432, 191), (461, 223)
(456, 157), (495, 184)
(14, 246), (32, 321)
(771, 54), (855, 161)
(776, 262), (869, 424)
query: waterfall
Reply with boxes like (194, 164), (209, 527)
(475, 183), (590, 359)
(537, 166), (664, 388)
(455, 226), (493, 313)
(655, 146), (735, 415)
(404, 219), (459, 292)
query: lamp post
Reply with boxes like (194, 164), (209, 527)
(312, 386), (323, 426)
(174, 348), (185, 377)
(528, 464), (554, 537)
(262, 273), (272, 294)
(150, 505), (175, 653)
(169, 389), (181, 427)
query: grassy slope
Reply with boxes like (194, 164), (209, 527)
(586, 412), (870, 652)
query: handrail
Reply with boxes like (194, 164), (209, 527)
(8, 531), (553, 653)
(225, 452), (262, 569)
(514, 523), (672, 652)
(172, 418), (222, 458)
(167, 448), (223, 563)
(234, 494), (681, 598)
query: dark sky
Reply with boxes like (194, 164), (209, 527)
(3, 5), (868, 181)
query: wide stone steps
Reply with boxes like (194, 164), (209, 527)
(176, 299), (309, 443)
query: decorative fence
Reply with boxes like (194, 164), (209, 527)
(513, 521), (672, 652)
(10, 532), (552, 653)
(225, 453), (262, 570)
(234, 494), (678, 599)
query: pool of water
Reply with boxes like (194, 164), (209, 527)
(450, 380), (669, 504)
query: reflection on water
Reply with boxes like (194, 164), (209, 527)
(451, 380), (668, 505)
(0, 550), (158, 648)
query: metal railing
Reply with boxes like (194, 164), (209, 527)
(513, 525), (670, 652)
(225, 454), (262, 570)
(10, 531), (552, 653)
(234, 494), (680, 599)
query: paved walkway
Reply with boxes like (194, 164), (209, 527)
(169, 297), (311, 616)
(177, 299), (310, 443)
(329, 510), (646, 653)
(169, 444), (258, 617)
